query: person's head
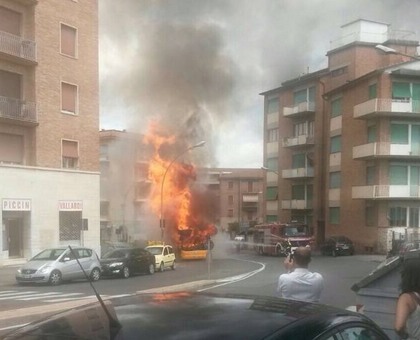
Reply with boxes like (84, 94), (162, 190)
(293, 247), (312, 268)
(401, 258), (420, 294)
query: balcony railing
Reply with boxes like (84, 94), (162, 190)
(354, 99), (420, 119)
(0, 31), (37, 63)
(282, 167), (314, 179)
(283, 101), (315, 118)
(282, 135), (314, 148)
(353, 142), (420, 159)
(352, 185), (420, 199)
(0, 96), (37, 124)
(281, 199), (312, 210)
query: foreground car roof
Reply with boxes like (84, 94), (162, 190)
(5, 293), (375, 340)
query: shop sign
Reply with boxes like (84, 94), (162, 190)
(2, 199), (31, 211)
(59, 201), (83, 211)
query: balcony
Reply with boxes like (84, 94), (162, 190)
(283, 101), (315, 118)
(354, 99), (420, 119)
(282, 167), (314, 179)
(0, 96), (37, 125)
(352, 185), (420, 200)
(0, 31), (37, 64)
(353, 142), (420, 160)
(282, 135), (314, 148)
(281, 200), (312, 210)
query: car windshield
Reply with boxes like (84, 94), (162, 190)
(103, 249), (131, 259)
(146, 247), (163, 255)
(283, 226), (309, 237)
(31, 249), (66, 261)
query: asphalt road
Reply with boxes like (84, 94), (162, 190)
(0, 247), (385, 335)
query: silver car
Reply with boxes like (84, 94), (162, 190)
(16, 247), (101, 285)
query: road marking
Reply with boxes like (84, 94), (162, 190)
(0, 292), (39, 299)
(18, 292), (64, 301)
(0, 323), (29, 331)
(198, 259), (266, 292)
(0, 290), (19, 295)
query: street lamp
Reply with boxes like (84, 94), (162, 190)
(160, 141), (206, 240)
(375, 45), (420, 61)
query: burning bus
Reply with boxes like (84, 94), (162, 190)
(253, 222), (314, 256)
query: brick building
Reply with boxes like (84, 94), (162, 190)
(0, 0), (100, 264)
(261, 19), (420, 253)
(99, 130), (153, 247)
(196, 168), (265, 232)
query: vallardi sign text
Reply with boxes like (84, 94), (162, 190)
(2, 199), (32, 211)
(59, 201), (83, 211)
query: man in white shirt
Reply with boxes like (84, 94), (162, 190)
(276, 246), (324, 303)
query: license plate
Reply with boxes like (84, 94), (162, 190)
(22, 274), (31, 279)
(342, 245), (349, 249)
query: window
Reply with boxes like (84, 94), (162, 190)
(228, 209), (233, 217)
(367, 166), (375, 185)
(391, 124), (409, 144)
(62, 140), (79, 169)
(266, 215), (278, 223)
(294, 89), (307, 105)
(331, 98), (342, 117)
(267, 98), (279, 114)
(0, 6), (21, 36)
(266, 186), (278, 200)
(329, 207), (340, 224)
(331, 66), (348, 77)
(389, 207), (407, 227)
(330, 135), (341, 153)
(61, 82), (78, 114)
(228, 196), (233, 204)
(164, 248), (169, 256)
(77, 249), (92, 258)
(60, 23), (77, 58)
(367, 125), (376, 143)
(0, 70), (21, 99)
(410, 208), (419, 228)
(393, 82), (411, 100)
(228, 181), (233, 189)
(168, 247), (174, 254)
(100, 201), (109, 218)
(292, 185), (305, 200)
(390, 165), (408, 185)
(100, 144), (108, 159)
(369, 83), (377, 99)
(329, 172), (341, 189)
(248, 181), (253, 192)
(293, 122), (307, 136)
(267, 128), (278, 142)
(0, 133), (23, 165)
(292, 153), (306, 168)
(366, 206), (374, 226)
(340, 326), (385, 340)
(267, 157), (278, 171)
(308, 121), (315, 136)
(59, 211), (82, 241)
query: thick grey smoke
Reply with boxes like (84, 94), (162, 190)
(100, 0), (420, 167)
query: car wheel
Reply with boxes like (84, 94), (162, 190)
(159, 262), (164, 272)
(332, 250), (337, 258)
(90, 267), (101, 282)
(49, 270), (62, 285)
(122, 266), (130, 279)
(171, 260), (176, 270)
(148, 263), (155, 275)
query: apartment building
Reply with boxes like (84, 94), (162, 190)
(197, 168), (265, 232)
(100, 130), (153, 246)
(0, 0), (100, 264)
(261, 19), (420, 253)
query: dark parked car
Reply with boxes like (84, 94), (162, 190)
(3, 292), (390, 340)
(321, 236), (355, 257)
(100, 248), (155, 278)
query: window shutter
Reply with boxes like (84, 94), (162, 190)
(392, 82), (411, 99)
(368, 84), (377, 100)
(62, 140), (78, 158)
(292, 154), (306, 168)
(390, 165), (408, 185)
(266, 187), (278, 200)
(267, 98), (279, 114)
(61, 24), (77, 57)
(390, 124), (409, 144)
(0, 133), (23, 164)
(331, 98), (342, 117)
(61, 83), (77, 113)
(330, 136), (342, 153)
(292, 185), (305, 200)
(294, 89), (307, 105)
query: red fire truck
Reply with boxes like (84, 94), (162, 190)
(253, 222), (314, 256)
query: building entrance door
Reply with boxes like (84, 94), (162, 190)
(7, 218), (22, 257)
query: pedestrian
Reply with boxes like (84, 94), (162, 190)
(276, 246), (324, 303)
(395, 258), (420, 340)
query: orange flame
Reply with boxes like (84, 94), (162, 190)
(144, 122), (217, 249)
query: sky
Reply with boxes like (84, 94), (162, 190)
(99, 0), (420, 168)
